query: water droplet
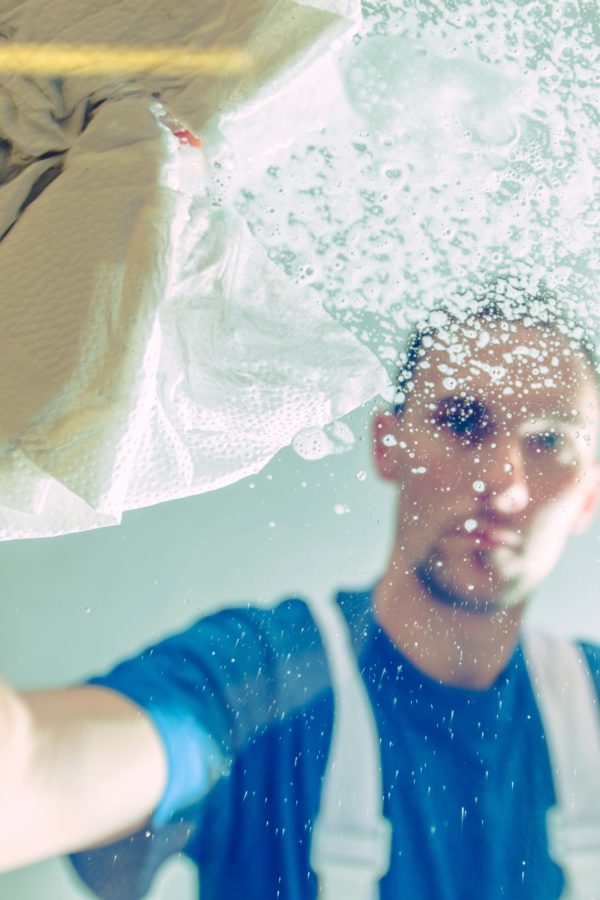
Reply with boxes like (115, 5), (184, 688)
(356, 470), (367, 481)
(464, 518), (478, 532)
(473, 480), (485, 493)
(292, 421), (355, 461)
(334, 504), (351, 515)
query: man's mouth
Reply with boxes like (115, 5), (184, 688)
(451, 521), (522, 551)
(469, 527), (521, 549)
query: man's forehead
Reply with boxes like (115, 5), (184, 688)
(412, 320), (597, 416)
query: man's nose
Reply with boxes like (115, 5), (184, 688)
(478, 438), (530, 515)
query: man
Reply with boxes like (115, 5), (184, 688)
(2, 295), (600, 899)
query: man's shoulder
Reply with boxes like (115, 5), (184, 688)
(189, 594), (322, 652)
(188, 590), (374, 661)
(161, 594), (330, 688)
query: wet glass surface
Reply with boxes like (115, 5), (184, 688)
(1, 1), (599, 898)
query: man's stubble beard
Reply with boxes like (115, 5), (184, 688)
(413, 552), (512, 617)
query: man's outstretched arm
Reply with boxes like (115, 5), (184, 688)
(0, 677), (167, 871)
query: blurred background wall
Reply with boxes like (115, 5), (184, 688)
(1, 402), (599, 900)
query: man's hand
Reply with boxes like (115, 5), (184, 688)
(0, 678), (167, 872)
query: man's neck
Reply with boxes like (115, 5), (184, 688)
(373, 568), (525, 690)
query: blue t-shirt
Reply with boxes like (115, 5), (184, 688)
(71, 590), (600, 900)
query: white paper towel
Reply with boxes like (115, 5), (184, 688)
(0, 0), (386, 540)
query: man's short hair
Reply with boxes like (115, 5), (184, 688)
(392, 285), (600, 416)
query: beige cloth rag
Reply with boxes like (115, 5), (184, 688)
(0, 0), (386, 539)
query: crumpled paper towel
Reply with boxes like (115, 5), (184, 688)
(0, 0), (387, 539)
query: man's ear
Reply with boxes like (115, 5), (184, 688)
(372, 411), (403, 482)
(572, 462), (600, 535)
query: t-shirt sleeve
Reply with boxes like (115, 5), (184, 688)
(70, 597), (325, 899)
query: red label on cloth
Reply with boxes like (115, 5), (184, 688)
(173, 129), (203, 149)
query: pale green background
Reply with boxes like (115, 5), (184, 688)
(1, 403), (599, 899)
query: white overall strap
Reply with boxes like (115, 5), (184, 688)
(522, 629), (600, 900)
(309, 598), (392, 900)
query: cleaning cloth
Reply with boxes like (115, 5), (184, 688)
(0, 0), (386, 540)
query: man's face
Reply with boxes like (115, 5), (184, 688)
(374, 319), (600, 615)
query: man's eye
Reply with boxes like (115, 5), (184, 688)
(527, 430), (565, 453)
(438, 400), (491, 442)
